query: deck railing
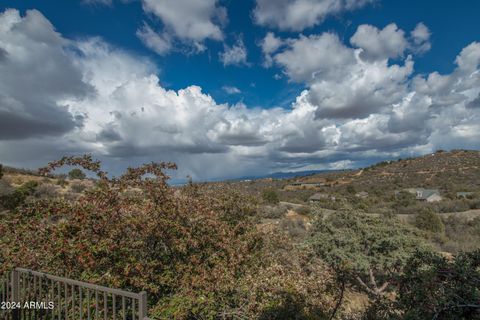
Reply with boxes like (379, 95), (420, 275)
(1, 268), (151, 320)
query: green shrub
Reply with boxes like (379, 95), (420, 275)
(0, 190), (27, 210)
(309, 211), (430, 298)
(17, 180), (38, 194)
(394, 250), (480, 319)
(437, 199), (471, 213)
(415, 208), (445, 233)
(68, 168), (86, 180)
(262, 189), (279, 204)
(0, 180), (38, 210)
(470, 199), (480, 209)
(393, 191), (416, 209)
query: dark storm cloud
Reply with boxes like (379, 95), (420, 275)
(106, 142), (229, 158)
(0, 100), (78, 140)
(214, 132), (268, 146)
(0, 47), (7, 62)
(278, 132), (327, 153)
(466, 94), (480, 109)
(96, 127), (123, 142)
(2, 7), (480, 181)
(0, 9), (92, 141)
(311, 92), (389, 120)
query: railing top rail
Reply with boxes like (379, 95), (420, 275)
(15, 267), (143, 300)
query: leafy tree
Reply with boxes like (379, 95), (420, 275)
(309, 211), (430, 298)
(68, 168), (86, 180)
(262, 189), (279, 204)
(415, 207), (445, 233)
(0, 164), (3, 179)
(395, 249), (480, 319)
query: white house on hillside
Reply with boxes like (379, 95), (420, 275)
(407, 188), (442, 202)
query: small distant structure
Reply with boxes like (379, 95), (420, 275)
(457, 191), (475, 199)
(401, 188), (442, 202)
(355, 191), (369, 199)
(309, 193), (335, 202)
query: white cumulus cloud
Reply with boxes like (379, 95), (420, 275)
(136, 23), (172, 56)
(253, 0), (375, 31)
(219, 38), (249, 66)
(260, 32), (284, 67)
(350, 23), (409, 61)
(222, 86), (241, 94)
(140, 0), (226, 53)
(2, 9), (480, 181)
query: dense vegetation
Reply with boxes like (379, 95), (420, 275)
(1, 153), (479, 319)
(310, 211), (429, 298)
(1, 156), (335, 319)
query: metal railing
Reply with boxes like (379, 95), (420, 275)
(1, 268), (151, 320)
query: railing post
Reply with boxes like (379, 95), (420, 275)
(138, 291), (147, 320)
(11, 269), (20, 320)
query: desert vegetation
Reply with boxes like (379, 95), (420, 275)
(1, 152), (480, 319)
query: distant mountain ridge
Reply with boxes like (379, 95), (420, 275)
(226, 169), (343, 181)
(170, 169), (341, 186)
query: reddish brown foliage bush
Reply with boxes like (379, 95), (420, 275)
(0, 156), (334, 319)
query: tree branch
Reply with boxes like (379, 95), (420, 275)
(329, 276), (346, 320)
(356, 276), (376, 295)
(369, 268), (378, 291)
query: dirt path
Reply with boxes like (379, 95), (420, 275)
(279, 201), (305, 208)
(353, 169), (364, 176)
(281, 202), (480, 223)
(366, 209), (480, 223)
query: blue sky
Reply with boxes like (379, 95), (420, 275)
(1, 0), (480, 181)
(4, 0), (479, 107)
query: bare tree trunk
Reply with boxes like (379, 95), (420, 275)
(329, 277), (346, 320)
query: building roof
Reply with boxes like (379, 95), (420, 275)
(290, 182), (325, 186)
(416, 189), (440, 200)
(400, 188), (440, 200)
(457, 191), (474, 197)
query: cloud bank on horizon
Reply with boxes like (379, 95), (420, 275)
(1, 0), (480, 181)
